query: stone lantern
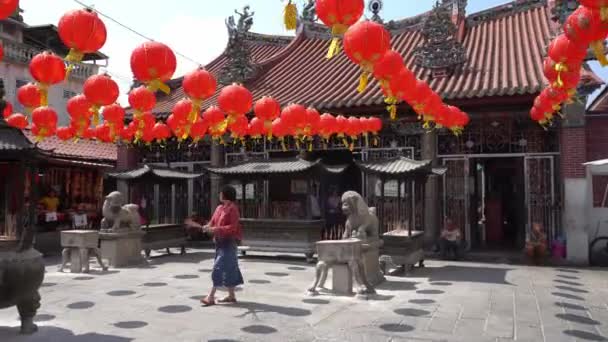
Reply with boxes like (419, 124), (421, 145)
(0, 79), (45, 334)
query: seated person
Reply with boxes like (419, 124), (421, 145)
(525, 222), (547, 264)
(39, 189), (60, 212)
(440, 218), (462, 260)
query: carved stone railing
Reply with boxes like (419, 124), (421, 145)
(0, 38), (99, 80)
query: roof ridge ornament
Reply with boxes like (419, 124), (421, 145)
(369, 0), (384, 24)
(220, 6), (257, 85)
(302, 0), (317, 22)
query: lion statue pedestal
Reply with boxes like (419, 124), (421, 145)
(98, 192), (145, 267)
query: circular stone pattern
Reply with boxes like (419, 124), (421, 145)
(241, 325), (278, 334)
(73, 276), (95, 281)
(287, 266), (307, 271)
(107, 290), (136, 297)
(379, 324), (414, 333)
(158, 305), (192, 313)
(302, 298), (330, 305)
(40, 283), (57, 288)
(174, 274), (200, 280)
(199, 269), (213, 273)
(67, 301), (95, 310)
(409, 299), (435, 305)
(114, 321), (148, 329)
(416, 289), (444, 295)
(394, 308), (431, 317)
(34, 314), (56, 322)
(265, 272), (289, 277)
(248, 279), (271, 284)
(142, 282), (168, 287)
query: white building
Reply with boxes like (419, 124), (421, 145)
(0, 8), (108, 126)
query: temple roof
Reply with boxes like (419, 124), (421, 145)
(0, 121), (35, 153)
(206, 158), (320, 176)
(149, 0), (602, 118)
(23, 130), (117, 163)
(107, 165), (204, 180)
(357, 157), (433, 177)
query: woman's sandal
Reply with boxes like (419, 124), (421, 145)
(201, 296), (215, 306)
(217, 296), (237, 304)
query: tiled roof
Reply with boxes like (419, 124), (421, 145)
(0, 122), (35, 152)
(206, 158), (320, 176)
(22, 130), (117, 162)
(107, 165), (204, 180)
(149, 0), (602, 117)
(588, 86), (608, 113)
(357, 157), (433, 176)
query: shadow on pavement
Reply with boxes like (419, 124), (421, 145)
(0, 326), (133, 342)
(227, 301), (311, 317)
(563, 330), (607, 341)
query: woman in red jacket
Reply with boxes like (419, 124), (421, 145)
(187, 185), (243, 306)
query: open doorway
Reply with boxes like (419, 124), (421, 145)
(472, 157), (526, 250)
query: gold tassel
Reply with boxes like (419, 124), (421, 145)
(284, 1), (297, 31)
(295, 139), (301, 150)
(308, 142), (313, 152)
(281, 138), (287, 151)
(342, 138), (349, 148)
(388, 105), (397, 120)
(39, 84), (49, 107)
(357, 71), (370, 93)
(591, 40), (608, 67)
(602, 7), (608, 21)
(327, 38), (341, 59)
(364, 134), (369, 147)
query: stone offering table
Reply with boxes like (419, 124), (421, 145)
(59, 230), (107, 273)
(99, 230), (145, 267)
(142, 224), (187, 258)
(380, 230), (425, 274)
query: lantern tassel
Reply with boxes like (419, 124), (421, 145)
(602, 7), (608, 21)
(327, 38), (341, 59)
(342, 138), (349, 149)
(147, 79), (171, 95)
(281, 138), (287, 151)
(38, 84), (49, 107)
(364, 134), (369, 147)
(357, 71), (370, 93)
(591, 41), (608, 67)
(284, 1), (298, 31)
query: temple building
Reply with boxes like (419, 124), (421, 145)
(120, 0), (606, 261)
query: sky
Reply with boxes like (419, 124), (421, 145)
(18, 0), (608, 105)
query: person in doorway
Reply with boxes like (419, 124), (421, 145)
(440, 218), (462, 260)
(525, 222), (547, 264)
(326, 188), (341, 223)
(186, 185), (244, 306)
(309, 184), (321, 220)
(39, 189), (60, 212)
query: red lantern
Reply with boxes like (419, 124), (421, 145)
(56, 126), (75, 141)
(281, 104), (307, 136)
(67, 94), (92, 119)
(102, 104), (125, 124)
(6, 113), (27, 129)
(418, 93), (443, 129)
(335, 115), (349, 147)
(31, 107), (58, 140)
(315, 0), (365, 59)
(31, 124), (56, 140)
(248, 117), (265, 139)
(318, 113), (337, 143)
(254, 96), (281, 136)
(29, 51), (66, 106)
(368, 116), (382, 146)
(2, 101), (12, 118)
(228, 115), (249, 144)
(120, 124), (135, 143)
(343, 20), (391, 93)
(218, 84), (253, 123)
(565, 6), (608, 66)
(345, 117), (362, 146)
(94, 124), (113, 143)
(303, 107), (320, 136)
(0, 0), (19, 20)
(385, 67), (416, 120)
(130, 41), (176, 94)
(166, 114), (187, 138)
(404, 79), (433, 112)
(547, 34), (587, 66)
(183, 67), (216, 103)
(128, 86), (156, 113)
(58, 8), (107, 65)
(152, 122), (171, 142)
(373, 50), (404, 84)
(579, 0), (608, 21)
(17, 83), (41, 111)
(190, 119), (208, 143)
(203, 106), (226, 140)
(543, 57), (581, 89)
(83, 73), (119, 125)
(271, 117), (288, 151)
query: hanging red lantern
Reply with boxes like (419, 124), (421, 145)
(385, 67), (416, 120)
(183, 67), (216, 104)
(190, 119), (208, 143)
(218, 84), (253, 124)
(29, 51), (66, 106)
(31, 107), (58, 141)
(254, 96), (281, 137)
(343, 20), (391, 93)
(303, 107), (321, 137)
(368, 116), (382, 146)
(203, 106), (227, 140)
(6, 113), (28, 129)
(56, 126), (74, 141)
(31, 124), (56, 140)
(83, 73), (119, 125)
(0, 0), (19, 20)
(120, 124), (135, 143)
(271, 117), (288, 151)
(94, 124), (113, 143)
(58, 8), (107, 69)
(128, 86), (156, 112)
(316, 0), (365, 59)
(248, 117), (265, 140)
(228, 115), (249, 145)
(335, 115), (349, 147)
(102, 104), (125, 124)
(543, 57), (581, 89)
(318, 113), (337, 143)
(403, 79), (433, 113)
(130, 41), (177, 94)
(66, 95), (92, 137)
(579, 0), (608, 20)
(373, 50), (404, 85)
(17, 83), (41, 112)
(166, 114), (188, 138)
(418, 93), (443, 129)
(547, 34), (588, 66)
(2, 101), (12, 118)
(152, 122), (171, 143)
(445, 106), (469, 135)
(344, 116), (362, 150)
(281, 103), (307, 137)
(565, 6), (608, 66)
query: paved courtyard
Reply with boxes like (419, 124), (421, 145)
(1, 249), (608, 342)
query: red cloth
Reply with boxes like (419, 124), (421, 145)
(209, 202), (242, 241)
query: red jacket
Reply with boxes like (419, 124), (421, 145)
(209, 202), (242, 241)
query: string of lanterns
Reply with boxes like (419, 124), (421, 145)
(534, 1), (608, 127)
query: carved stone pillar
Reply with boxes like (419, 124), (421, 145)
(422, 131), (440, 247)
(210, 142), (225, 210)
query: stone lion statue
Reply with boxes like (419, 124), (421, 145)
(100, 191), (141, 232)
(341, 191), (379, 242)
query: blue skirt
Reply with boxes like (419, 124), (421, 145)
(212, 239), (244, 288)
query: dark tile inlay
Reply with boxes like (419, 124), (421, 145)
(557, 274), (579, 280)
(409, 299), (435, 305)
(241, 325), (277, 334)
(394, 308), (431, 317)
(563, 330), (607, 341)
(557, 268), (579, 274)
(158, 305), (192, 313)
(430, 282), (452, 286)
(555, 285), (588, 294)
(379, 324), (414, 333)
(265, 272), (289, 277)
(554, 279), (584, 287)
(416, 289), (444, 295)
(556, 302), (586, 311)
(142, 282), (167, 287)
(287, 266), (307, 271)
(174, 274), (199, 280)
(557, 313), (600, 325)
(199, 269), (213, 273)
(552, 292), (584, 301)
(107, 290), (136, 297)
(40, 283), (57, 288)
(248, 279), (271, 284)
(302, 298), (330, 305)
(114, 321), (148, 329)
(34, 314), (56, 322)
(67, 301), (95, 309)
(73, 276), (95, 281)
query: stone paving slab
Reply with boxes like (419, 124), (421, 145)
(1, 249), (608, 342)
